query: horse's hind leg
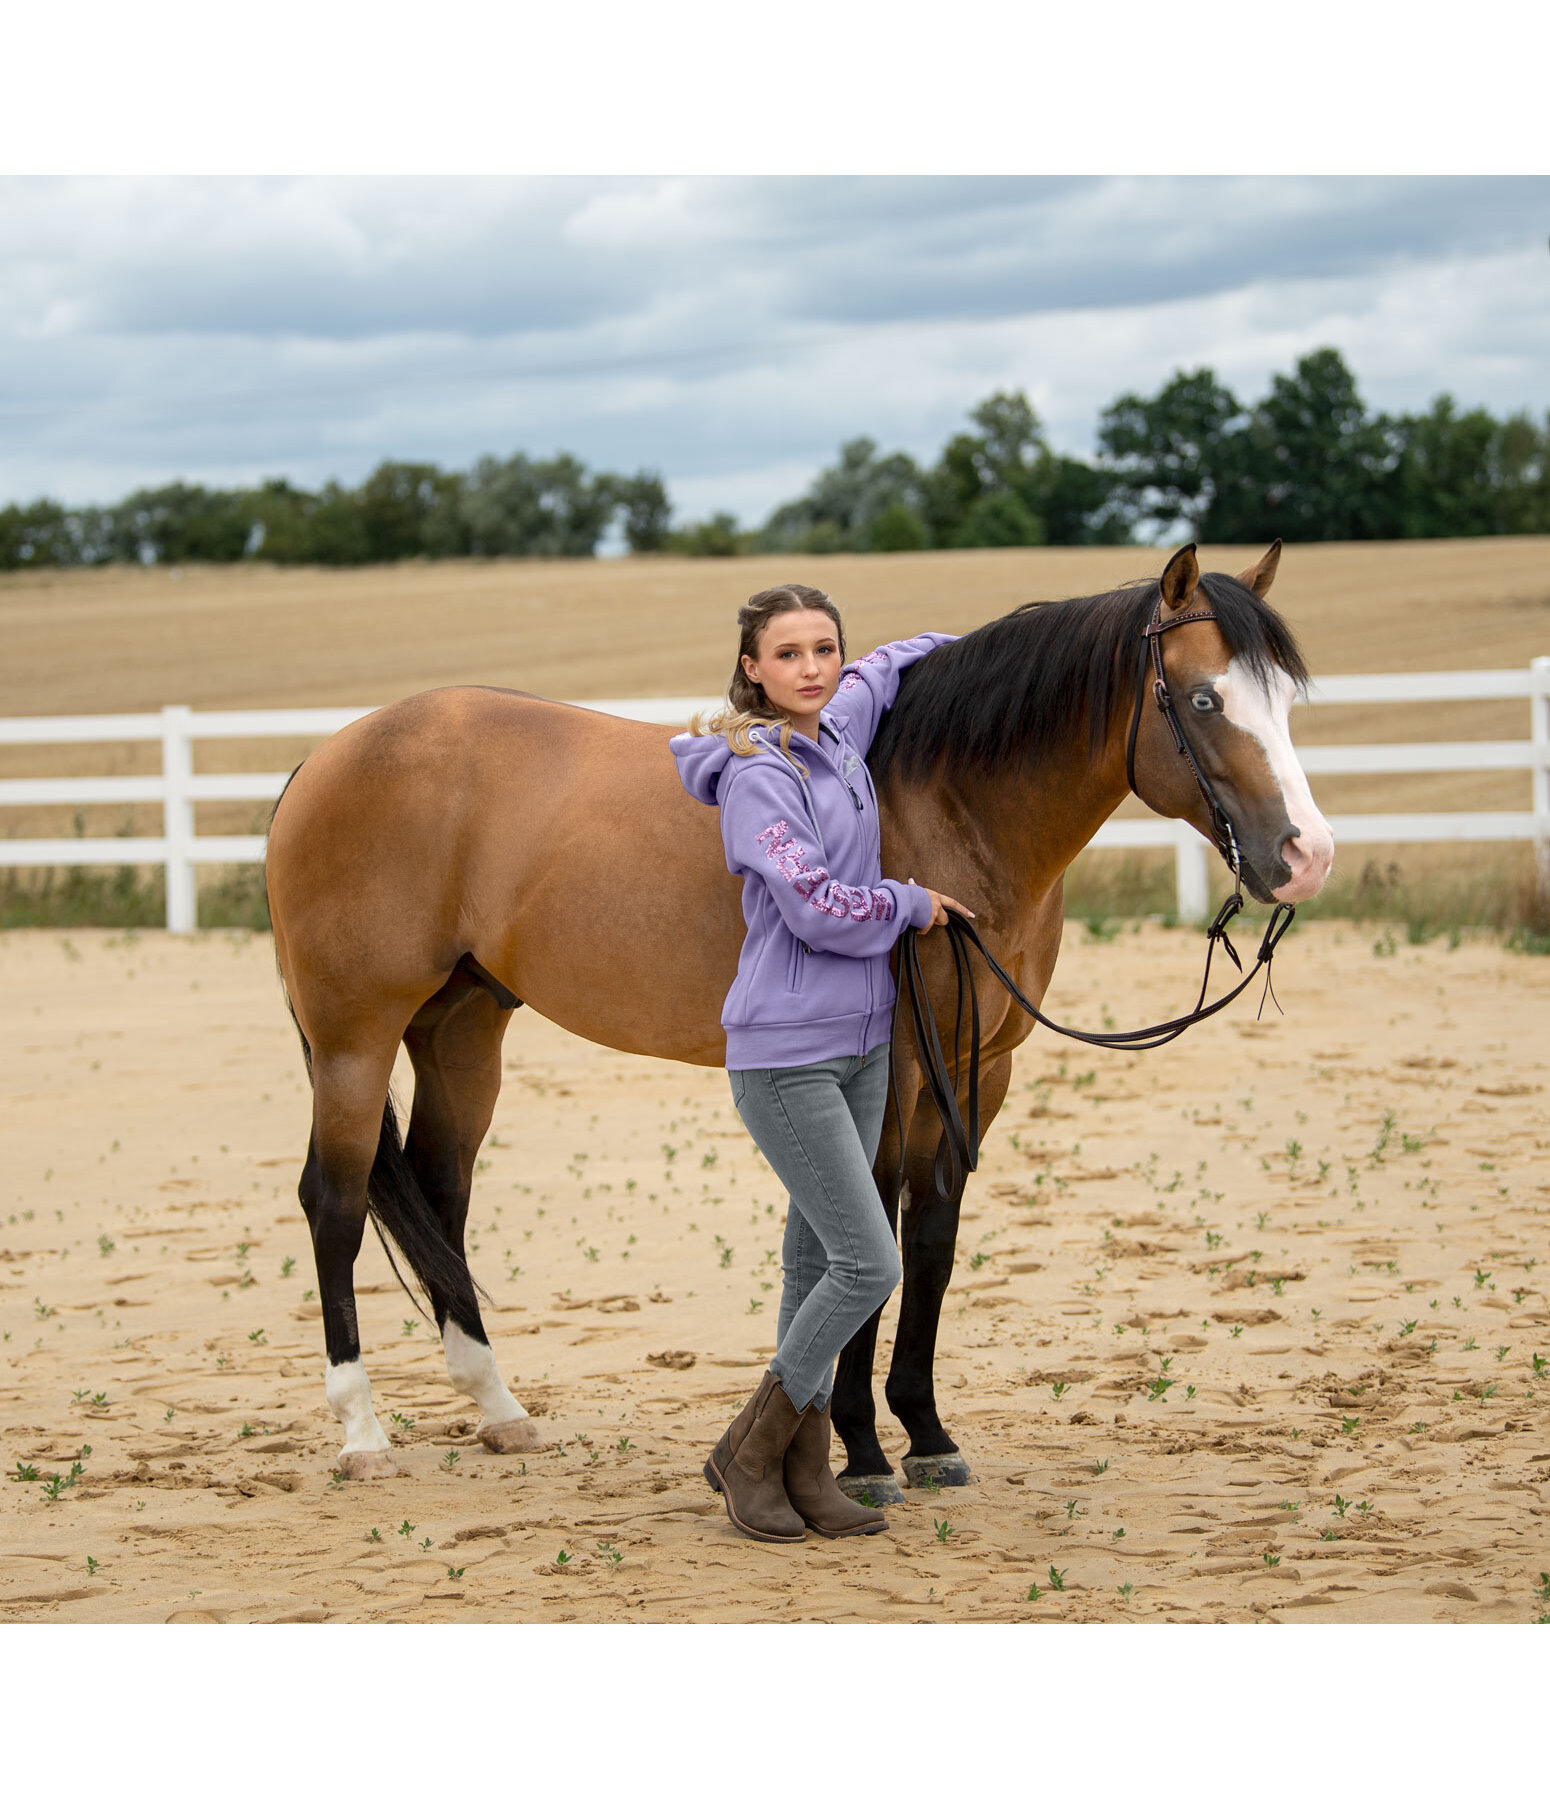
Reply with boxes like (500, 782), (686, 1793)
(301, 1040), (403, 1480)
(403, 965), (549, 1455)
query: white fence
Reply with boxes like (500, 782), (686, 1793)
(1, 661), (1547, 929)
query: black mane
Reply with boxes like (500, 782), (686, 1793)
(868, 569), (1310, 789)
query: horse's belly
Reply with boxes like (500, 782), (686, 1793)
(473, 845), (745, 1069)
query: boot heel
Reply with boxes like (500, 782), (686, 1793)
(703, 1457), (724, 1494)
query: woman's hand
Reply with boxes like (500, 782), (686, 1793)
(908, 879), (975, 929)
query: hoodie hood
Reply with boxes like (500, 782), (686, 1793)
(670, 722), (799, 807)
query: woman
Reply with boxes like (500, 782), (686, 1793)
(670, 583), (970, 1543)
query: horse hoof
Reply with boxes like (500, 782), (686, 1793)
(837, 1473), (905, 1508)
(902, 1452), (976, 1490)
(336, 1451), (401, 1481)
(478, 1417), (550, 1454)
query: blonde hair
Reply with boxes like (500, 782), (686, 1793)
(688, 583), (847, 771)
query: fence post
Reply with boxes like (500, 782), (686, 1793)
(1174, 825), (1210, 923)
(1534, 657), (1550, 911)
(161, 705), (196, 932)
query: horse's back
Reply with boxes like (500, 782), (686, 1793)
(267, 685), (737, 1062)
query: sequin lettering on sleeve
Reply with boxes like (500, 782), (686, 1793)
(756, 819), (895, 924)
(836, 645), (888, 695)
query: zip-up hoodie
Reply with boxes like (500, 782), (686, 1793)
(671, 631), (957, 1069)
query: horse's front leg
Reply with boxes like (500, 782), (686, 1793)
(833, 1066), (913, 1506)
(886, 1052), (1014, 1491)
(831, 1223), (902, 1506)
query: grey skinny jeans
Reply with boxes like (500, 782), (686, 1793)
(727, 1051), (900, 1413)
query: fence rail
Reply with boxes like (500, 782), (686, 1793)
(2, 662), (1546, 929)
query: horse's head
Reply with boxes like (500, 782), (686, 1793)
(1129, 542), (1334, 905)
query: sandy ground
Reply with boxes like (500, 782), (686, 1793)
(2, 922), (1546, 1623)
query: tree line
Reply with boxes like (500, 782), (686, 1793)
(3, 347), (1546, 571)
(0, 454), (673, 569)
(756, 348), (1550, 553)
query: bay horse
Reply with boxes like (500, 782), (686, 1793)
(264, 541), (1333, 1489)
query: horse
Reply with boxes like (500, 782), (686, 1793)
(264, 541), (1333, 1488)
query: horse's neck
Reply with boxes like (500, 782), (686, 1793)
(926, 732), (1133, 917)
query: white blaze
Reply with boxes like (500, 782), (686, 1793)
(1218, 658), (1334, 902)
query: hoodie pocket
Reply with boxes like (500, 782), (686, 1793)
(785, 932), (808, 993)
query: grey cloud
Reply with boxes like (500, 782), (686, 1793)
(7, 175), (1545, 342)
(1, 175), (1546, 517)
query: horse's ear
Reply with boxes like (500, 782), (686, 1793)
(1236, 539), (1282, 598)
(1159, 542), (1199, 611)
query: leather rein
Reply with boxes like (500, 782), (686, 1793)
(887, 594), (1296, 1207)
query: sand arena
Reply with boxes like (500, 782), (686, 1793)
(1, 542), (1546, 1621)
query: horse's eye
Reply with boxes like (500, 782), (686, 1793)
(1190, 691), (1219, 714)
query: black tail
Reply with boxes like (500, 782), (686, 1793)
(365, 1089), (488, 1331)
(277, 982), (486, 1331)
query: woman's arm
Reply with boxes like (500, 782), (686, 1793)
(824, 630), (958, 755)
(720, 761), (935, 956)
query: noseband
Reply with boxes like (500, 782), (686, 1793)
(1124, 596), (1242, 901)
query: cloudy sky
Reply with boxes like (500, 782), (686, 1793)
(2, 175), (1546, 529)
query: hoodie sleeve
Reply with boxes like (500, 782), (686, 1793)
(720, 757), (936, 955)
(824, 631), (958, 756)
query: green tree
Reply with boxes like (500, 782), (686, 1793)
(956, 488), (1044, 548)
(1390, 397), (1497, 536)
(302, 482), (372, 565)
(242, 479), (318, 563)
(613, 471), (673, 552)
(460, 453), (615, 557)
(761, 437), (928, 552)
(356, 461), (464, 560)
(1033, 455), (1132, 545)
(1097, 367), (1244, 535)
(869, 501), (929, 552)
(1210, 348), (1390, 541)
(922, 393), (1047, 547)
(921, 391), (1124, 546)
(0, 499), (80, 568)
(108, 482), (254, 563)
(669, 511), (745, 556)
(1491, 410), (1550, 534)
(1383, 396), (1550, 537)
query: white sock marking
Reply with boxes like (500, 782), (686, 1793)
(442, 1319), (528, 1427)
(325, 1358), (391, 1454)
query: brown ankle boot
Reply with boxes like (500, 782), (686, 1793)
(782, 1399), (889, 1537)
(704, 1370), (806, 1542)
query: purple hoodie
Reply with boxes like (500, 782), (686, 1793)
(671, 632), (957, 1069)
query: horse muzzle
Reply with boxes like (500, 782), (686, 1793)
(1269, 821), (1335, 903)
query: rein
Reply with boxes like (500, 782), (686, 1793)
(887, 593), (1297, 1207)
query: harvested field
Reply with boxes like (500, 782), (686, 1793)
(2, 539), (1548, 853)
(2, 923), (1546, 1624)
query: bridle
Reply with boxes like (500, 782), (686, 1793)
(1125, 594), (1242, 899)
(888, 589), (1296, 1207)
